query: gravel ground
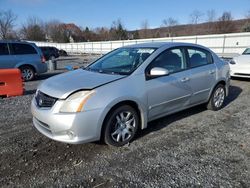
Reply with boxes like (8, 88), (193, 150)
(0, 57), (250, 187)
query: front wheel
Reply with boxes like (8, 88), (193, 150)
(207, 84), (226, 111)
(103, 105), (139, 147)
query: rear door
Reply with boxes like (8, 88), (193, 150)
(146, 47), (192, 120)
(185, 47), (217, 105)
(10, 43), (38, 66)
(0, 42), (16, 68)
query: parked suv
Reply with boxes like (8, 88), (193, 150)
(31, 42), (230, 147)
(0, 41), (47, 81)
(39, 46), (60, 61)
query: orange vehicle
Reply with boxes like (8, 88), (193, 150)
(0, 69), (24, 97)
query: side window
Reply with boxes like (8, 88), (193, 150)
(187, 48), (213, 68)
(11, 43), (37, 55)
(149, 48), (186, 74)
(0, 43), (10, 55)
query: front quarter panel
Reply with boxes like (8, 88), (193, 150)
(83, 74), (148, 130)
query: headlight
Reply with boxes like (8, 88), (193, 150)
(60, 90), (95, 113)
(229, 60), (236, 65)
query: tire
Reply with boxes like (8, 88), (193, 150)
(103, 105), (139, 147)
(207, 84), (226, 111)
(20, 66), (35, 81)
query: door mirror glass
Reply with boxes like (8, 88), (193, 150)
(149, 67), (169, 76)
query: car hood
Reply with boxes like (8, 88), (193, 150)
(234, 55), (250, 64)
(38, 69), (126, 99)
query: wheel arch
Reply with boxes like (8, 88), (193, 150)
(17, 64), (37, 73)
(100, 100), (147, 140)
(208, 79), (227, 101)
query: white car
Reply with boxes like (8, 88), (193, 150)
(229, 48), (250, 78)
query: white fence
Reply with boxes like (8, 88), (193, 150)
(33, 32), (250, 57)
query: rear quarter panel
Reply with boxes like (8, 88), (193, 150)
(211, 53), (230, 96)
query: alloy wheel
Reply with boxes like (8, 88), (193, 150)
(111, 111), (136, 143)
(213, 87), (225, 108)
(21, 68), (34, 81)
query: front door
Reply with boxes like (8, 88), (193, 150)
(145, 48), (192, 120)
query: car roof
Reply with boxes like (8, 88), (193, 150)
(122, 42), (207, 49)
(0, 40), (35, 45)
(39, 46), (55, 48)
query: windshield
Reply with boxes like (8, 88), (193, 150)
(86, 48), (156, 75)
(242, 48), (250, 55)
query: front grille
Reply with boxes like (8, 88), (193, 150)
(35, 90), (57, 108)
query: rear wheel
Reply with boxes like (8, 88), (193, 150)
(103, 105), (139, 147)
(20, 66), (35, 81)
(207, 84), (226, 111)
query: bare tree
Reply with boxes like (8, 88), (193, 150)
(245, 10), (250, 19)
(162, 17), (178, 37)
(44, 20), (69, 42)
(216, 11), (235, 33)
(139, 20), (150, 39)
(110, 19), (128, 40)
(20, 17), (46, 41)
(190, 10), (204, 24)
(95, 27), (110, 41)
(207, 9), (216, 22)
(242, 10), (250, 32)
(206, 9), (217, 34)
(0, 10), (17, 39)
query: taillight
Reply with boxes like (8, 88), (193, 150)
(41, 55), (46, 63)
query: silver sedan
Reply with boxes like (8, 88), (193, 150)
(31, 42), (230, 147)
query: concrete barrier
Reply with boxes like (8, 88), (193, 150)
(47, 60), (57, 71)
(31, 32), (250, 57)
(0, 69), (24, 97)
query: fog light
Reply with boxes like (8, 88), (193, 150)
(67, 131), (75, 139)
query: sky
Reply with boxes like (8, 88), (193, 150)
(1, 0), (250, 30)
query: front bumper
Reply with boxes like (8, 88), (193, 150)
(31, 98), (104, 144)
(230, 65), (250, 78)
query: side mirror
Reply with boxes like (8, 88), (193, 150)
(149, 67), (169, 77)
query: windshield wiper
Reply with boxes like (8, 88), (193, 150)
(84, 67), (129, 75)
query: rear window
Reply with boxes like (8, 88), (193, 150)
(0, 43), (9, 55)
(11, 43), (37, 55)
(187, 47), (213, 68)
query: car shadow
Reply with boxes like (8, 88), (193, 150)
(224, 85), (242, 107)
(136, 85), (242, 140)
(136, 104), (206, 140)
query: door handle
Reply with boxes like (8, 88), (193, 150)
(209, 70), (215, 74)
(180, 77), (190, 82)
